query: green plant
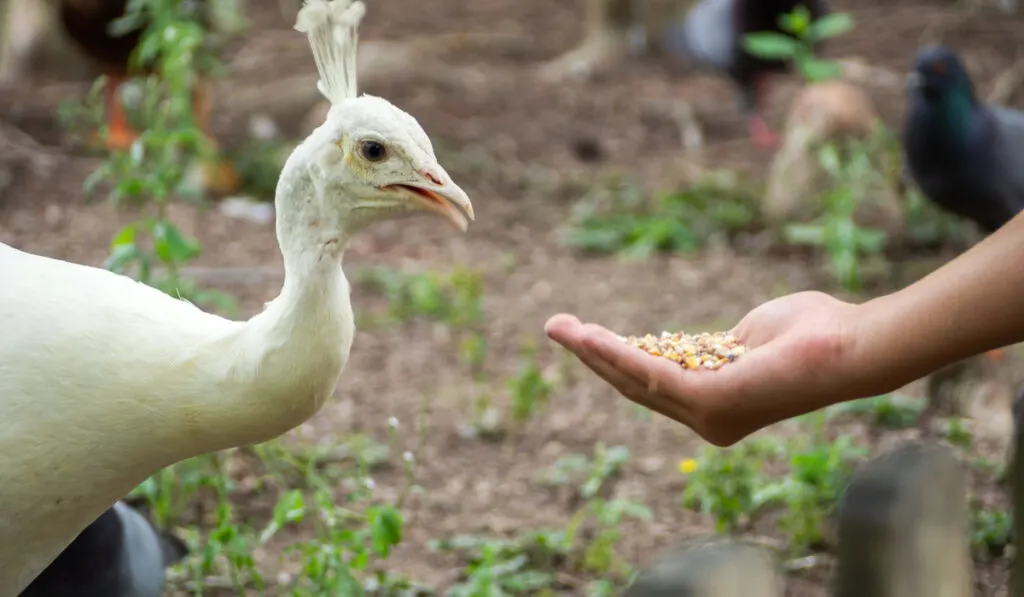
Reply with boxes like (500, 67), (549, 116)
(970, 504), (1011, 555)
(460, 332), (490, 381)
(137, 419), (419, 595)
(941, 417), (973, 448)
(507, 339), (555, 423)
(230, 138), (291, 201)
(541, 444), (630, 498)
(274, 487), (406, 595)
(356, 266), (485, 328)
(762, 435), (867, 554)
(75, 0), (240, 312)
(826, 393), (927, 429)
(903, 187), (971, 247)
(561, 173), (758, 259)
(432, 530), (571, 597)
(783, 134), (890, 291)
(743, 6), (854, 83)
(568, 497), (651, 578)
(260, 424), (419, 596)
(680, 439), (781, 533)
(536, 444), (650, 581)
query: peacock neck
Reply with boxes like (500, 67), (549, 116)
(193, 141), (356, 452)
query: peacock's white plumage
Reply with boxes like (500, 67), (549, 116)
(0, 0), (474, 593)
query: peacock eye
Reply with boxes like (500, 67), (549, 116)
(359, 140), (388, 162)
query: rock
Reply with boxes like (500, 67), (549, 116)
(762, 80), (905, 240)
(247, 114), (281, 141)
(218, 196), (275, 225)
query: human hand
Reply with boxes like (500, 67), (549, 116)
(544, 291), (865, 445)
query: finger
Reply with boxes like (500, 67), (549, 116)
(544, 313), (585, 350)
(547, 319), (699, 425)
(544, 315), (648, 396)
(579, 350), (697, 427)
(576, 349), (651, 399)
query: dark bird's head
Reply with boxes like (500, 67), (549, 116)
(906, 45), (976, 104)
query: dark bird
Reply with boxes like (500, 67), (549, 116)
(659, 0), (831, 149)
(903, 45), (1024, 234)
(53, 0), (240, 192)
(903, 45), (1024, 364)
(18, 498), (187, 597)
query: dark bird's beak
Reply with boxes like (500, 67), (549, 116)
(905, 71), (924, 91)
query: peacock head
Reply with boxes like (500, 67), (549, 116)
(293, 0), (474, 235)
(308, 95), (474, 233)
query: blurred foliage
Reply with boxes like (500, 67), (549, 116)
(355, 266), (485, 329)
(229, 137), (292, 201)
(59, 0), (246, 312)
(783, 131), (892, 292)
(743, 5), (854, 83)
(561, 171), (760, 259)
(785, 123), (967, 291)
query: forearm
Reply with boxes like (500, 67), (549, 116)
(849, 210), (1024, 395)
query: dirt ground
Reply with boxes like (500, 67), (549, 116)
(3, 0), (1024, 595)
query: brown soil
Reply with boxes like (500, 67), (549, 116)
(3, 0), (1024, 595)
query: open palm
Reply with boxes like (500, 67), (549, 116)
(544, 291), (860, 445)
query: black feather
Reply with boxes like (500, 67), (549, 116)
(57, 0), (144, 75)
(18, 501), (187, 597)
(903, 45), (1024, 233)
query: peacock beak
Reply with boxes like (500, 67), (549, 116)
(385, 170), (475, 232)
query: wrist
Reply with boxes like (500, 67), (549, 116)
(845, 289), (959, 397)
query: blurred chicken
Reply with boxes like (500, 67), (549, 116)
(0, 0), (245, 193)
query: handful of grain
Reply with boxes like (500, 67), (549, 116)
(619, 330), (746, 370)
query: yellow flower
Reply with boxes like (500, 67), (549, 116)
(678, 458), (698, 474)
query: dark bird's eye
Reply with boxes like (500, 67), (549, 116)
(359, 140), (387, 162)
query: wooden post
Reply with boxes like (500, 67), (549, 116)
(835, 441), (970, 597)
(1010, 389), (1024, 597)
(623, 536), (782, 597)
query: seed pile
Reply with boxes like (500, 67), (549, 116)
(620, 330), (746, 370)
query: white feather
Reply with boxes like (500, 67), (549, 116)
(294, 0), (365, 104)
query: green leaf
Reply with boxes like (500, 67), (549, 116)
(784, 224), (825, 246)
(110, 223), (137, 251)
(742, 33), (802, 60)
(259, 489), (305, 544)
(152, 220), (201, 264)
(107, 12), (147, 37)
(105, 243), (141, 273)
(191, 288), (238, 315)
(855, 227), (888, 253)
(798, 58), (842, 82)
(83, 163), (111, 197)
(810, 13), (854, 41)
(368, 505), (403, 558)
(779, 5), (811, 36)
